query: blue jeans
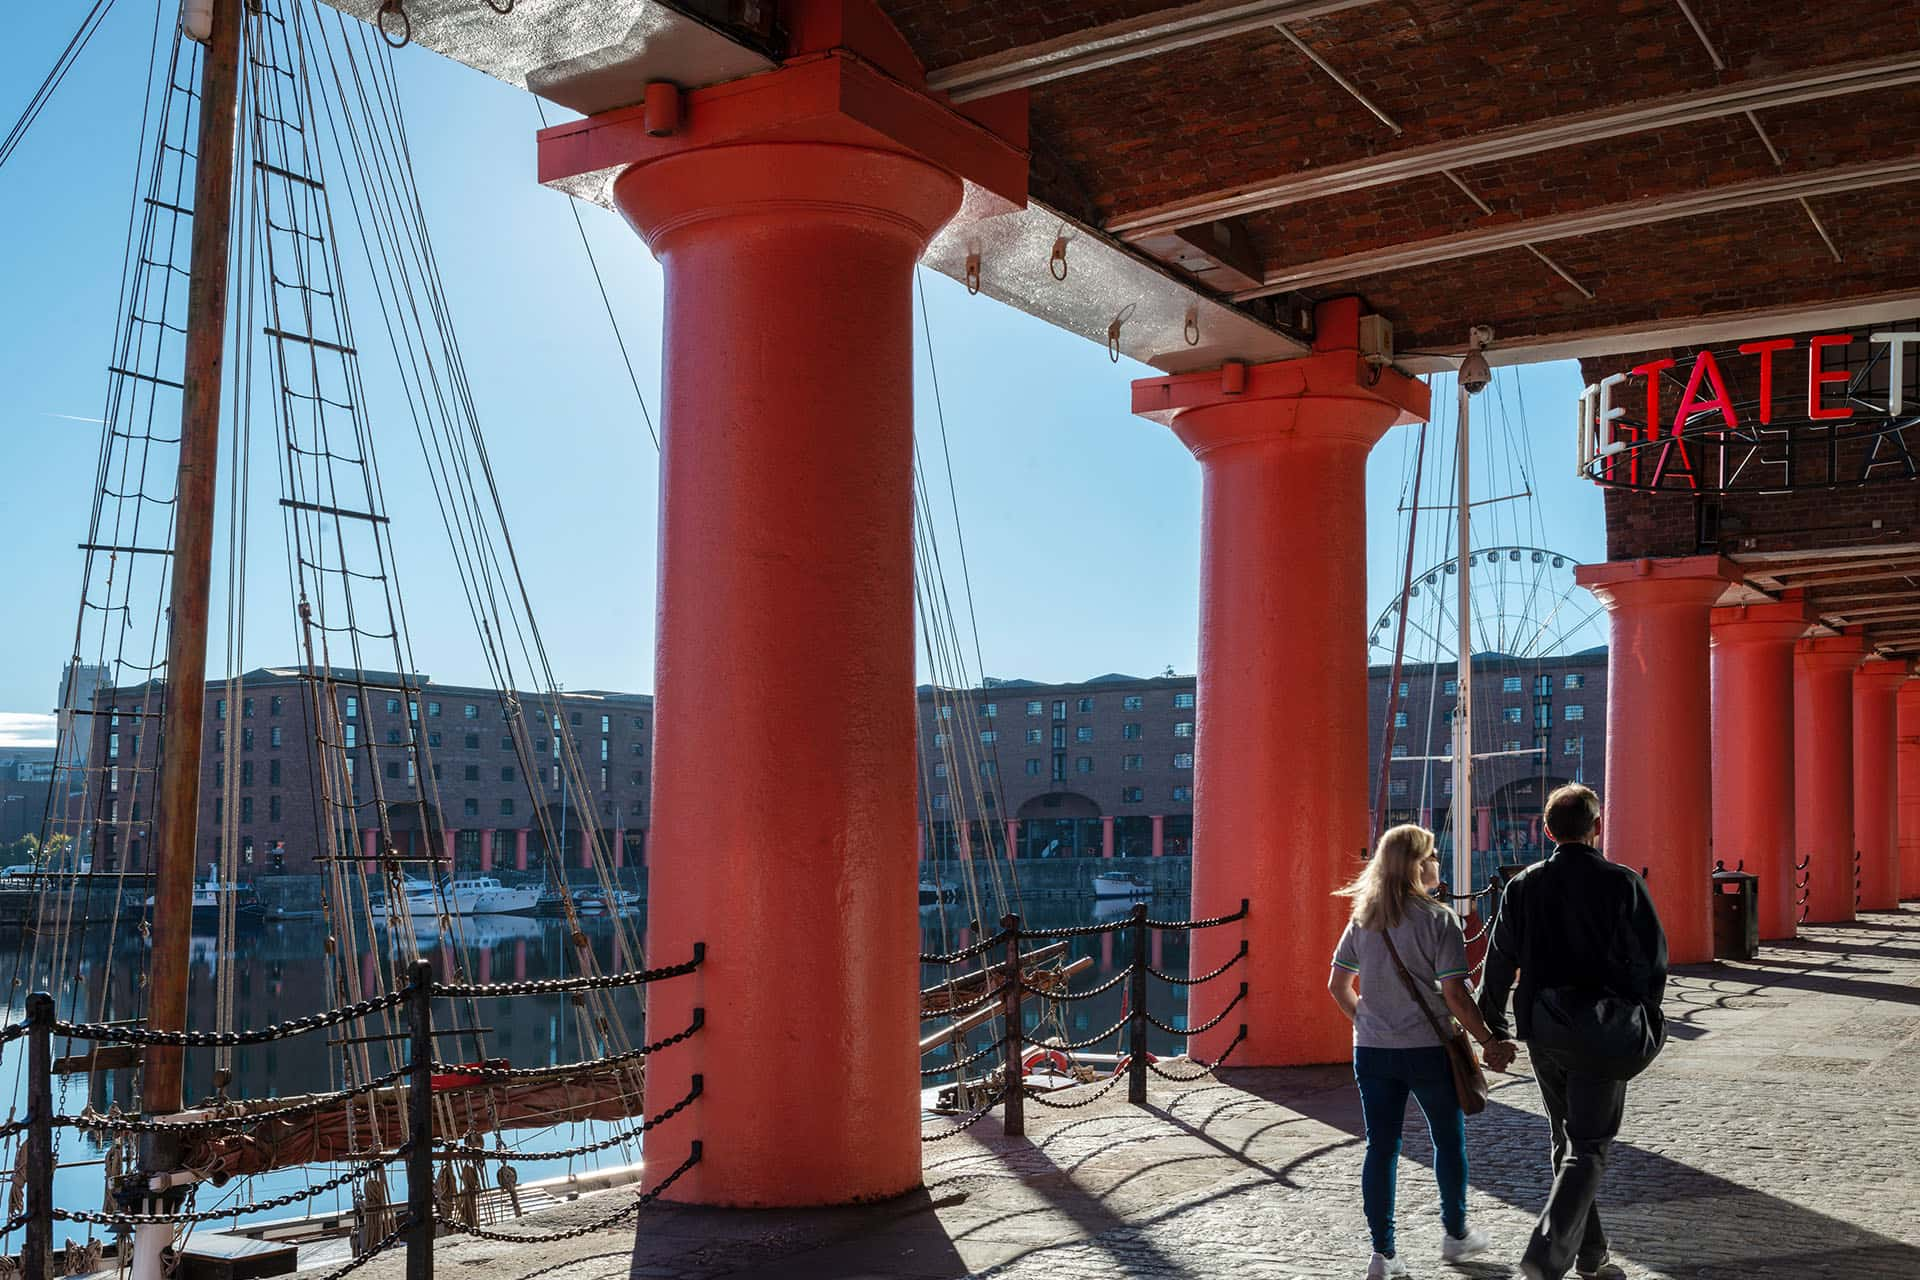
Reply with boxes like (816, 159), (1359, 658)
(1353, 1045), (1469, 1257)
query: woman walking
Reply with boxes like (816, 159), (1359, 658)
(1328, 824), (1514, 1277)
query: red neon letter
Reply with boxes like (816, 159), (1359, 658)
(1671, 349), (1740, 434)
(1807, 333), (1856, 421)
(1738, 337), (1793, 424)
(1631, 359), (1677, 435)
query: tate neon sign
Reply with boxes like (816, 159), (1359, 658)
(1577, 331), (1920, 494)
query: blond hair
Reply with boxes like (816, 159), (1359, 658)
(1334, 823), (1438, 931)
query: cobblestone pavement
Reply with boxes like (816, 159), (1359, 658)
(298, 910), (1920, 1279)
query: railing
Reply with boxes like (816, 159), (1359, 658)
(0, 948), (704, 1280)
(918, 901), (1249, 1142)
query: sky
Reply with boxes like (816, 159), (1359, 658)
(0, 5), (1605, 748)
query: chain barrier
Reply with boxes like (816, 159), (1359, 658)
(1144, 984), (1247, 1038)
(52, 1156), (395, 1227)
(432, 945), (703, 999)
(920, 1091), (1007, 1142)
(920, 1035), (1005, 1079)
(431, 1143), (701, 1242)
(1017, 1015), (1128, 1054)
(919, 929), (1013, 966)
(1015, 965), (1132, 1003)
(1026, 1070), (1126, 1110)
(427, 1010), (703, 1082)
(1146, 1024), (1248, 1082)
(919, 981), (1012, 1021)
(69, 1066), (413, 1134)
(1149, 942), (1246, 987)
(52, 988), (407, 1047)
(1146, 899), (1250, 931)
(312, 1227), (404, 1280)
(434, 1079), (702, 1163)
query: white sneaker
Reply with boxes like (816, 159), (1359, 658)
(1577, 1255), (1627, 1279)
(1366, 1252), (1411, 1278)
(1440, 1225), (1492, 1262)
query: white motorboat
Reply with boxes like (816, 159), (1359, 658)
(400, 876), (541, 917)
(1091, 872), (1154, 899)
(145, 863), (266, 925)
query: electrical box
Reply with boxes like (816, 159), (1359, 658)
(1358, 314), (1394, 364)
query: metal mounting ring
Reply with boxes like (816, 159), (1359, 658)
(1049, 235), (1069, 282)
(484, 0), (515, 12)
(378, 1), (411, 47)
(1184, 311), (1200, 346)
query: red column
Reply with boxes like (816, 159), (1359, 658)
(478, 828), (494, 873)
(1150, 814), (1165, 858)
(442, 829), (457, 870)
(1101, 815), (1115, 859)
(1900, 681), (1920, 899)
(1710, 601), (1809, 941)
(1004, 819), (1019, 861)
(1133, 298), (1428, 1066)
(613, 827), (626, 870)
(1575, 556), (1738, 964)
(514, 828), (529, 872)
(360, 827), (376, 864)
(1854, 658), (1909, 911)
(1474, 805), (1492, 855)
(1796, 633), (1868, 923)
(580, 832), (595, 871)
(541, 53), (1022, 1206)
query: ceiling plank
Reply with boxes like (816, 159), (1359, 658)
(1232, 157), (1920, 299)
(925, 0), (1379, 102)
(1108, 50), (1920, 239)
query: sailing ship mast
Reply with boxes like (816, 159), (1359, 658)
(1451, 328), (1492, 896)
(139, 0), (241, 1269)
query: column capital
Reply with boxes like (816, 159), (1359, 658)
(1575, 555), (1740, 607)
(1857, 656), (1915, 693)
(539, 51), (1025, 219)
(1797, 631), (1872, 671)
(1711, 598), (1812, 646)
(1131, 299), (1428, 458)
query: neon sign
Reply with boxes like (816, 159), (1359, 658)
(1577, 330), (1920, 493)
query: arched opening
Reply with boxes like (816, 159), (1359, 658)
(1015, 792), (1102, 858)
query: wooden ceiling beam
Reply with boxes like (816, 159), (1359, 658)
(1231, 156), (1920, 299)
(1109, 50), (1920, 238)
(925, 0), (1379, 102)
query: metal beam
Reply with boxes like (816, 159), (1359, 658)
(925, 0), (1378, 102)
(1232, 156), (1920, 300)
(1109, 50), (1920, 237)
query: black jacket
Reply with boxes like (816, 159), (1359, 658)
(1476, 843), (1669, 1042)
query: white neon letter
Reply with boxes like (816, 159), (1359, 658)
(1596, 373), (1629, 455)
(1869, 332), (1920, 414)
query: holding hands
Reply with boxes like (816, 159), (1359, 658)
(1480, 1038), (1519, 1073)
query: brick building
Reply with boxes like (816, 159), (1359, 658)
(82, 667), (652, 876)
(919, 650), (1609, 869)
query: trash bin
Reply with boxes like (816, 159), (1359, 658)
(1712, 863), (1759, 960)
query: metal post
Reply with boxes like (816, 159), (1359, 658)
(1000, 915), (1024, 1138)
(1127, 904), (1149, 1105)
(23, 994), (53, 1280)
(1452, 367), (1475, 897)
(405, 960), (434, 1280)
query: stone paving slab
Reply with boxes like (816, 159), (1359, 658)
(298, 909), (1920, 1280)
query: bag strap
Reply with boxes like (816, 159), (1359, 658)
(1381, 928), (1459, 1045)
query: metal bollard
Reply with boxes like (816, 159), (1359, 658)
(405, 960), (434, 1280)
(1000, 915), (1024, 1138)
(1127, 904), (1149, 1105)
(24, 993), (53, 1280)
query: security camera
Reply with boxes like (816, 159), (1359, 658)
(1458, 350), (1492, 395)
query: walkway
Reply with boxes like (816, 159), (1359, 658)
(311, 910), (1920, 1279)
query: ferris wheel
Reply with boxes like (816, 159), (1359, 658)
(1368, 544), (1607, 669)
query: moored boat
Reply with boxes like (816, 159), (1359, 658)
(1091, 871), (1153, 899)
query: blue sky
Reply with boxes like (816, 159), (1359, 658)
(0, 5), (1604, 746)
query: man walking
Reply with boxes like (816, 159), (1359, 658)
(1478, 783), (1668, 1280)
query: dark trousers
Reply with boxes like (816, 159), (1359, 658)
(1525, 1048), (1627, 1277)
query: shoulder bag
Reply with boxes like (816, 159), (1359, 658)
(1382, 930), (1490, 1116)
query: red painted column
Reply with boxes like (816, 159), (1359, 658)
(360, 827), (376, 864)
(1900, 681), (1920, 899)
(1133, 298), (1428, 1066)
(1710, 600), (1808, 940)
(1575, 557), (1738, 964)
(514, 828), (529, 872)
(1101, 816), (1115, 859)
(1004, 819), (1019, 861)
(613, 827), (626, 870)
(1474, 805), (1492, 855)
(1150, 814), (1165, 858)
(1796, 633), (1868, 923)
(539, 49), (1026, 1204)
(442, 829), (456, 870)
(1854, 658), (1908, 911)
(580, 833), (594, 871)
(478, 828), (494, 873)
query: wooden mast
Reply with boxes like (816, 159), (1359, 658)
(144, 0), (243, 1141)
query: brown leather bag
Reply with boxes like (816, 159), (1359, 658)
(1381, 931), (1490, 1116)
